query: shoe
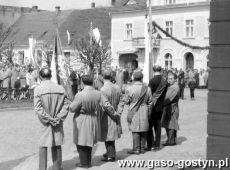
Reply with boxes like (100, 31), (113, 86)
(140, 150), (146, 154)
(144, 147), (151, 151)
(152, 147), (161, 151)
(163, 143), (176, 146)
(101, 157), (116, 162)
(102, 153), (108, 158)
(127, 150), (141, 155)
(75, 163), (90, 169)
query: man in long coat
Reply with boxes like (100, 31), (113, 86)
(161, 73), (180, 146)
(99, 70), (124, 162)
(70, 75), (119, 168)
(124, 70), (152, 154)
(2, 64), (12, 100)
(34, 67), (69, 170)
(147, 65), (167, 151)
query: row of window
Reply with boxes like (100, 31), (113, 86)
(125, 18), (208, 40)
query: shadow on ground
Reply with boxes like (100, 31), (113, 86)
(0, 154), (35, 170)
(52, 148), (131, 170)
(177, 136), (187, 145)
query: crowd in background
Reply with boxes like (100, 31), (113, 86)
(0, 63), (40, 100)
(0, 61), (209, 101)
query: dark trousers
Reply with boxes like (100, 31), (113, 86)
(132, 132), (146, 151)
(147, 114), (162, 148)
(105, 141), (115, 158)
(76, 145), (92, 167)
(190, 88), (195, 98)
(179, 87), (184, 99)
(165, 128), (177, 144)
(39, 146), (62, 170)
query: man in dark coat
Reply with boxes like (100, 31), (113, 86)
(147, 65), (168, 151)
(178, 70), (185, 100)
(34, 67), (69, 170)
(99, 70), (124, 162)
(70, 70), (78, 95)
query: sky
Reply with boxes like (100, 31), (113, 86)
(0, 0), (96, 10)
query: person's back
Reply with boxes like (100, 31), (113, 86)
(34, 67), (69, 170)
(35, 80), (67, 119)
(148, 74), (167, 113)
(147, 65), (167, 151)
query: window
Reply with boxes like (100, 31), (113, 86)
(165, 53), (173, 69)
(165, 0), (176, 5)
(165, 21), (173, 36)
(185, 19), (194, 37)
(125, 23), (132, 40)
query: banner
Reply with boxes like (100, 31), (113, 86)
(50, 30), (74, 100)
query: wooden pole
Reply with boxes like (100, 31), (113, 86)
(148, 0), (153, 79)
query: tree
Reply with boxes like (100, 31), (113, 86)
(74, 35), (111, 76)
(0, 23), (14, 64)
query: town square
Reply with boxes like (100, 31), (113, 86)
(0, 0), (230, 170)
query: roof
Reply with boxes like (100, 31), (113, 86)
(112, 1), (210, 14)
(4, 8), (111, 48)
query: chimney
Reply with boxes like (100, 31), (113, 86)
(91, 2), (95, 8)
(55, 6), (61, 15)
(111, 0), (116, 6)
(32, 6), (38, 12)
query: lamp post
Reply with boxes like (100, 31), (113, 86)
(148, 0), (153, 79)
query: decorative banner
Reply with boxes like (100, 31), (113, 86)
(50, 30), (74, 100)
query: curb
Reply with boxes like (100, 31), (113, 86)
(0, 107), (33, 112)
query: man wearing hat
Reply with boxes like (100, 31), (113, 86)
(147, 65), (168, 151)
(34, 67), (69, 170)
(124, 70), (152, 154)
(98, 69), (124, 162)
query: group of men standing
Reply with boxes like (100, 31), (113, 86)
(34, 65), (180, 170)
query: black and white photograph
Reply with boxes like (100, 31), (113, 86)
(0, 0), (228, 170)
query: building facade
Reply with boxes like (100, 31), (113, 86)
(111, 0), (210, 71)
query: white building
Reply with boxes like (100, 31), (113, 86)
(111, 0), (210, 71)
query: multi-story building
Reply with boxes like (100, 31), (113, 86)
(111, 0), (210, 71)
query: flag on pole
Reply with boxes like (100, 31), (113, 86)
(93, 27), (101, 45)
(50, 30), (74, 100)
(67, 30), (71, 45)
(28, 37), (36, 66)
(143, 17), (150, 84)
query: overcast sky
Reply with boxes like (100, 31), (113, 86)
(0, 0), (95, 10)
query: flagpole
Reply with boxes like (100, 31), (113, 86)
(148, 0), (153, 79)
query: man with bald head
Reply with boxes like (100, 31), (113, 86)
(34, 67), (69, 170)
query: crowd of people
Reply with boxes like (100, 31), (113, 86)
(33, 64), (208, 170)
(0, 63), (40, 100)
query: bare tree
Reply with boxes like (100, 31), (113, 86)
(0, 23), (14, 64)
(74, 35), (111, 76)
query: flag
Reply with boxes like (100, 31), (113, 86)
(67, 30), (71, 45)
(93, 27), (102, 45)
(50, 30), (74, 100)
(28, 37), (36, 65)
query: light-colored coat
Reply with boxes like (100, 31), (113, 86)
(34, 80), (69, 147)
(70, 86), (116, 147)
(124, 81), (152, 132)
(99, 81), (124, 142)
(161, 83), (180, 130)
(2, 68), (12, 88)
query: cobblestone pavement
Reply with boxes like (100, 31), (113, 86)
(0, 88), (207, 170)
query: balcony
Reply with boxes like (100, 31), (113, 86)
(132, 37), (161, 49)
